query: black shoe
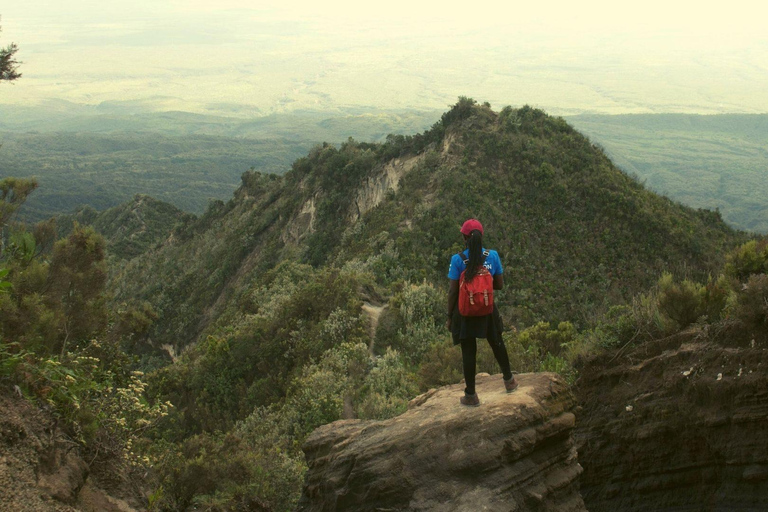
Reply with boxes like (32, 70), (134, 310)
(460, 393), (480, 406)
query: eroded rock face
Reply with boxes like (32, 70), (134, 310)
(575, 327), (768, 511)
(350, 155), (421, 222)
(0, 393), (139, 512)
(298, 373), (586, 512)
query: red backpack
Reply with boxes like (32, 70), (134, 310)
(458, 250), (494, 317)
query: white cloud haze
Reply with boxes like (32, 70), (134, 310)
(2, 0), (767, 115)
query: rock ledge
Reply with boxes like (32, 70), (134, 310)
(298, 372), (586, 511)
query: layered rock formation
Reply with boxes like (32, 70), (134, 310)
(575, 326), (768, 511)
(298, 373), (585, 511)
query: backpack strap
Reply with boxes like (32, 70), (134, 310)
(459, 250), (490, 266)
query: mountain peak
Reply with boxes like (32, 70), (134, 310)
(112, 100), (742, 349)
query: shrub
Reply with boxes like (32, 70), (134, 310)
(733, 274), (768, 333)
(700, 274), (732, 323)
(0, 267), (11, 293)
(281, 342), (368, 439)
(150, 431), (305, 512)
(518, 321), (577, 357)
(725, 240), (768, 281)
(656, 272), (704, 331)
(539, 353), (575, 383)
(417, 338), (463, 390)
(357, 348), (418, 419)
(385, 282), (444, 364)
(0, 338), (169, 469)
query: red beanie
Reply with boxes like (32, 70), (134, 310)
(460, 219), (483, 235)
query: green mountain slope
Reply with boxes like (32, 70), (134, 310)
(112, 100), (744, 352)
(5, 106), (765, 235)
(567, 114), (768, 233)
(56, 194), (189, 260)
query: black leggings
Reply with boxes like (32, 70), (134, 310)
(460, 337), (513, 395)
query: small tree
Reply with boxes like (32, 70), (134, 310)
(1, 177), (37, 224)
(47, 224), (108, 354)
(656, 273), (704, 331)
(0, 19), (21, 81)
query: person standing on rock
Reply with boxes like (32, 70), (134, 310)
(446, 218), (518, 406)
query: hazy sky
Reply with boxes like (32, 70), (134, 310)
(2, 0), (767, 115)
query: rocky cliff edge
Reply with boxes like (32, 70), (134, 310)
(575, 326), (768, 511)
(298, 372), (586, 511)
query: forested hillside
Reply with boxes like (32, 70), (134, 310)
(568, 113), (768, 233)
(1, 100), (758, 511)
(113, 99), (743, 353)
(56, 195), (190, 260)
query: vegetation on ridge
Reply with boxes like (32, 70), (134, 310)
(0, 177), (168, 493)
(111, 98), (743, 355)
(568, 113), (768, 233)
(56, 195), (190, 261)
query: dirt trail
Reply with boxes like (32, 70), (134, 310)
(361, 302), (387, 356)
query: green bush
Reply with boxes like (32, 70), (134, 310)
(0, 267), (11, 293)
(656, 272), (705, 331)
(417, 338), (463, 390)
(357, 348), (418, 419)
(151, 264), (369, 435)
(518, 321), (577, 358)
(725, 240), (768, 281)
(700, 274), (732, 323)
(538, 353), (575, 383)
(0, 338), (169, 468)
(384, 282), (444, 364)
(150, 431), (304, 512)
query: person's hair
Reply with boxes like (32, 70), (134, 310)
(464, 229), (483, 281)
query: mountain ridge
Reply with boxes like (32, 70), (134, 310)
(109, 99), (744, 354)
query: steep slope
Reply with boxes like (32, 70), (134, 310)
(90, 100), (752, 510)
(0, 392), (141, 512)
(326, 104), (743, 325)
(575, 325), (768, 511)
(57, 194), (189, 260)
(112, 100), (744, 352)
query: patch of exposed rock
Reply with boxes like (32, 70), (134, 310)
(575, 326), (768, 511)
(298, 373), (585, 511)
(350, 155), (421, 222)
(0, 392), (139, 512)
